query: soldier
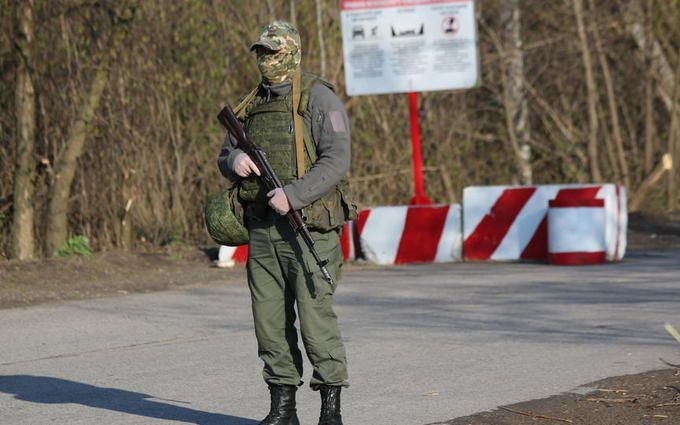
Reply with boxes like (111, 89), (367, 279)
(217, 21), (354, 425)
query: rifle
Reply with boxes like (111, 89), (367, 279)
(217, 104), (335, 286)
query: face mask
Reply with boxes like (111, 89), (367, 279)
(256, 48), (300, 84)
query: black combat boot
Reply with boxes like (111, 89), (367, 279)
(318, 385), (343, 425)
(259, 384), (300, 425)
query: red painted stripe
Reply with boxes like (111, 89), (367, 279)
(394, 205), (449, 264)
(549, 251), (606, 266)
(233, 245), (249, 264)
(549, 198), (604, 208)
(520, 186), (602, 261)
(355, 209), (371, 236)
(464, 187), (536, 260)
(553, 187), (601, 202)
(520, 216), (548, 261)
(340, 222), (352, 262)
(353, 209), (372, 260)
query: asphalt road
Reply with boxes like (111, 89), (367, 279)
(1, 250), (679, 425)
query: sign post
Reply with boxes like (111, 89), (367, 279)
(408, 92), (431, 205)
(340, 0), (479, 203)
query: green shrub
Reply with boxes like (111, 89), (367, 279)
(57, 235), (92, 257)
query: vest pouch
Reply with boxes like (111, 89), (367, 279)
(303, 191), (337, 232)
(303, 181), (356, 232)
(238, 174), (265, 203)
(337, 180), (357, 222)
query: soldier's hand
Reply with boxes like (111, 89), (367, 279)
(267, 188), (291, 215)
(233, 153), (261, 177)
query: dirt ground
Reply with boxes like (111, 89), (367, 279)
(0, 245), (242, 309)
(626, 212), (680, 251)
(438, 368), (680, 425)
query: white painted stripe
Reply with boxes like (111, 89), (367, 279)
(491, 185), (560, 260)
(617, 186), (628, 260)
(360, 206), (408, 265)
(596, 184), (617, 261)
(548, 207), (606, 253)
(347, 221), (356, 260)
(218, 245), (237, 260)
(217, 245), (237, 268)
(434, 204), (462, 262)
(462, 186), (506, 238)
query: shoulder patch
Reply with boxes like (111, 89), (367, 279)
(329, 111), (347, 134)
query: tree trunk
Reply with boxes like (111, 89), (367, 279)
(574, 0), (602, 182)
(643, 0), (656, 175)
(500, 0), (532, 185)
(45, 65), (110, 255)
(629, 154), (673, 212)
(589, 0), (630, 189)
(289, 0), (297, 27)
(625, 0), (679, 211)
(265, 0), (275, 21)
(668, 69), (680, 212)
(644, 68), (656, 175)
(11, 0), (37, 260)
(625, 0), (675, 112)
(315, 0), (327, 78)
(627, 0), (679, 211)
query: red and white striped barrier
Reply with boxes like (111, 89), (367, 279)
(339, 222), (355, 262)
(463, 184), (627, 262)
(218, 222), (356, 268)
(216, 245), (249, 267)
(548, 198), (607, 265)
(355, 204), (462, 265)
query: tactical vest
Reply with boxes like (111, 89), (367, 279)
(236, 72), (356, 231)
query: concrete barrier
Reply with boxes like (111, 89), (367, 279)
(356, 204), (462, 265)
(463, 184), (627, 262)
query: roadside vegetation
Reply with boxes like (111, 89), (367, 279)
(1, 0), (679, 259)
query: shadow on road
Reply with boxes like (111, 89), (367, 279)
(0, 375), (257, 425)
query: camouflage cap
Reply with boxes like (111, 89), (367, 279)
(250, 21), (301, 52)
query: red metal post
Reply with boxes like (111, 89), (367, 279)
(407, 92), (431, 205)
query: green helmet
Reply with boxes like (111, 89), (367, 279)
(204, 188), (248, 246)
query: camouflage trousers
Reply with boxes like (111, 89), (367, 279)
(246, 211), (348, 390)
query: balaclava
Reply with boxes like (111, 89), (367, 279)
(250, 21), (301, 85)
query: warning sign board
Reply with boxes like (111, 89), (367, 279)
(340, 0), (479, 96)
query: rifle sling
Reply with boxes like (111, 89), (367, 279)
(292, 71), (305, 178)
(233, 87), (258, 119)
